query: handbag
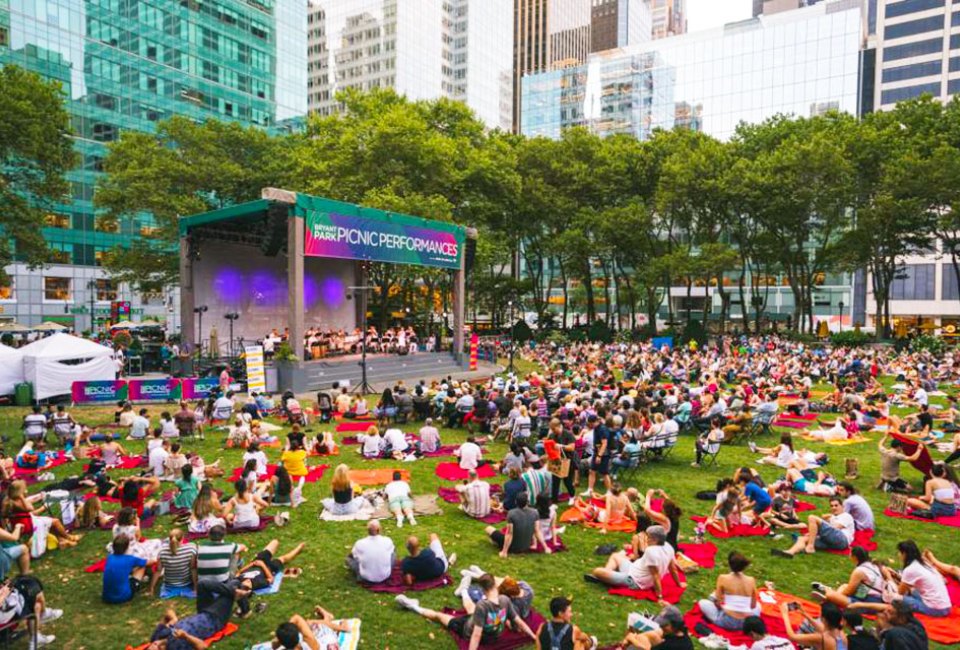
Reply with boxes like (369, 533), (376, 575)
(845, 458), (859, 480)
(547, 457), (571, 478)
(887, 493), (909, 515)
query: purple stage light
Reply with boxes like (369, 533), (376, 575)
(212, 268), (244, 305)
(304, 275), (319, 309)
(250, 270), (286, 307)
(321, 276), (345, 309)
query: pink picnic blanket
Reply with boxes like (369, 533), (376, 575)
(422, 445), (460, 458)
(442, 608), (546, 650)
(359, 564), (452, 593)
(498, 529), (566, 554)
(772, 419), (809, 429)
(336, 422), (377, 433)
(84, 456), (143, 471)
(228, 463), (328, 483)
(438, 485), (502, 503)
(607, 573), (686, 604)
(185, 517), (271, 541)
(14, 452), (70, 477)
(435, 462), (496, 481)
(825, 529), (878, 555)
(884, 508), (960, 529)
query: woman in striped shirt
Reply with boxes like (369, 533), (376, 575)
(150, 529), (197, 598)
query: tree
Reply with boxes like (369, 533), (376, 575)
(0, 65), (77, 277)
(96, 116), (291, 291)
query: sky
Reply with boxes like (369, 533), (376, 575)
(686, 0), (754, 33)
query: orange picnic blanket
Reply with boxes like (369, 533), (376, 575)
(348, 469), (410, 485)
(126, 623), (238, 650)
(559, 497), (636, 532)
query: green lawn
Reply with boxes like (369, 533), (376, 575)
(2, 386), (958, 649)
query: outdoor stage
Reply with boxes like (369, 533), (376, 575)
(271, 351), (498, 393)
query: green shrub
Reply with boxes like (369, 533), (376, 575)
(681, 320), (707, 347)
(511, 319), (533, 343)
(588, 319), (613, 343)
(911, 333), (946, 355)
(830, 330), (872, 348)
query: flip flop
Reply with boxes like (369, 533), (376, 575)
(283, 567), (303, 578)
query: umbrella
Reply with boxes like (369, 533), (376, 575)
(109, 321), (141, 330)
(0, 321), (30, 333)
(32, 322), (68, 332)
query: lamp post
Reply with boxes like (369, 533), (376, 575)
(193, 305), (208, 356)
(507, 300), (516, 375)
(224, 312), (239, 359)
(87, 280), (97, 335)
(347, 285), (376, 394)
(838, 300), (845, 333)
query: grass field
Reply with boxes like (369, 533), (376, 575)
(2, 377), (959, 649)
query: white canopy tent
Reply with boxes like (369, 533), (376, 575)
(0, 344), (24, 396)
(20, 333), (116, 400)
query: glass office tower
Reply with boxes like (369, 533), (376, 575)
(0, 0), (307, 329)
(522, 0), (862, 141)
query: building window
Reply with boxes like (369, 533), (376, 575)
(885, 0), (945, 20)
(0, 277), (14, 301)
(44, 277), (71, 301)
(942, 264), (960, 300)
(883, 37), (943, 62)
(881, 82), (941, 104)
(96, 279), (118, 302)
(882, 60), (942, 84)
(45, 213), (71, 229)
(884, 15), (945, 41)
(890, 263), (935, 300)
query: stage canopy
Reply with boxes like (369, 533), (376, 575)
(178, 189), (470, 360)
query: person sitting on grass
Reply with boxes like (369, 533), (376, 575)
(811, 546), (887, 608)
(696, 552), (761, 631)
(173, 465), (202, 511)
(779, 600), (846, 650)
(110, 507), (163, 563)
(772, 497), (854, 558)
(905, 462), (957, 518)
(14, 441), (54, 471)
(741, 616), (793, 650)
(143, 578), (251, 650)
(618, 605), (693, 650)
(188, 484), (226, 535)
(150, 529), (198, 598)
(103, 534), (148, 604)
(783, 466), (837, 497)
(358, 426), (383, 459)
(2, 479), (80, 548)
(535, 596), (597, 650)
(585, 525), (685, 605)
(385, 471), (417, 528)
(260, 607), (353, 650)
(223, 479), (269, 530)
(400, 533), (455, 586)
(875, 600), (928, 650)
(578, 483), (638, 534)
(237, 539), (305, 591)
(639, 489), (682, 550)
(347, 520), (395, 584)
(456, 469), (496, 519)
(395, 573), (538, 648)
(321, 464), (366, 516)
(877, 435), (923, 493)
(485, 491), (551, 558)
(119, 475), (162, 517)
(851, 541), (952, 618)
(454, 569), (535, 619)
(738, 472), (772, 518)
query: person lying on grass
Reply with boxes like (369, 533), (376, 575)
(454, 568), (535, 619)
(260, 607), (353, 650)
(400, 533), (455, 586)
(144, 578), (251, 650)
(395, 572), (538, 650)
(771, 497), (854, 558)
(585, 525), (686, 605)
(237, 539), (305, 591)
(617, 604), (693, 650)
(575, 483), (638, 534)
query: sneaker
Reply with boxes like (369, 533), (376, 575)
(408, 517), (417, 526)
(589, 636), (599, 650)
(396, 517), (403, 528)
(454, 574), (472, 597)
(701, 633), (730, 649)
(580, 489), (593, 497)
(29, 633), (55, 649)
(468, 565), (486, 578)
(41, 608), (63, 623)
(447, 552), (457, 568)
(770, 549), (794, 559)
(568, 497), (576, 506)
(583, 573), (602, 584)
(690, 462), (700, 468)
(395, 594), (421, 613)
(556, 526), (566, 535)
(748, 442), (758, 453)
(811, 582), (827, 594)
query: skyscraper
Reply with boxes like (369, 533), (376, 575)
(307, 0), (513, 131)
(649, 0), (686, 39)
(513, 0), (591, 131)
(0, 0), (307, 329)
(590, 0), (652, 52)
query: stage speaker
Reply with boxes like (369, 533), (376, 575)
(259, 204), (288, 257)
(464, 227), (478, 275)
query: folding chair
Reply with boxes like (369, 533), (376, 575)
(699, 439), (722, 468)
(749, 412), (776, 439)
(618, 450), (646, 482)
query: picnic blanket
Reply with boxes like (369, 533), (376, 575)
(677, 541), (718, 569)
(824, 529), (879, 555)
(773, 419), (809, 429)
(884, 507), (960, 529)
(372, 494), (444, 519)
(347, 469), (410, 485)
(438, 484), (502, 504)
(336, 422), (377, 433)
(779, 413), (819, 421)
(498, 529), (566, 554)
(421, 445), (461, 458)
(186, 517), (272, 541)
(229, 463), (328, 484)
(359, 563), (452, 593)
(319, 499), (377, 522)
(560, 496), (636, 532)
(435, 462), (496, 481)
(800, 434), (872, 446)
(890, 431), (934, 477)
(84, 455), (144, 471)
(14, 452), (70, 477)
(250, 619), (362, 650)
(684, 590), (818, 645)
(442, 608), (545, 650)
(126, 623), (239, 650)
(607, 573), (686, 604)
(690, 515), (770, 538)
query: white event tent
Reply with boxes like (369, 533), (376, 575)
(20, 333), (116, 400)
(0, 344), (24, 396)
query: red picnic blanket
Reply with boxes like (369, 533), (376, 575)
(126, 623), (238, 650)
(358, 563), (452, 593)
(435, 462), (496, 481)
(607, 573), (686, 604)
(228, 463), (328, 483)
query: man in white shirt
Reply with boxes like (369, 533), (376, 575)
(454, 437), (484, 470)
(130, 408), (151, 440)
(382, 428), (408, 458)
(456, 470), (492, 519)
(587, 526), (685, 605)
(773, 497), (854, 557)
(418, 419), (441, 454)
(149, 439), (170, 478)
(385, 472), (416, 527)
(212, 393), (234, 421)
(347, 520), (395, 583)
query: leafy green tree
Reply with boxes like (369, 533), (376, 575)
(0, 65), (77, 277)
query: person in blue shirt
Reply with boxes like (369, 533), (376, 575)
(739, 474), (772, 515)
(401, 533), (452, 586)
(102, 535), (148, 604)
(612, 433), (642, 478)
(501, 467), (526, 511)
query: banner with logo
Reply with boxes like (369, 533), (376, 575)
(72, 380), (128, 404)
(128, 378), (183, 402)
(182, 377), (219, 400)
(469, 333), (478, 371)
(244, 345), (266, 395)
(303, 209), (464, 270)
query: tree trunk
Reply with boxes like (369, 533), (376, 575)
(559, 259), (569, 330)
(583, 261), (596, 324)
